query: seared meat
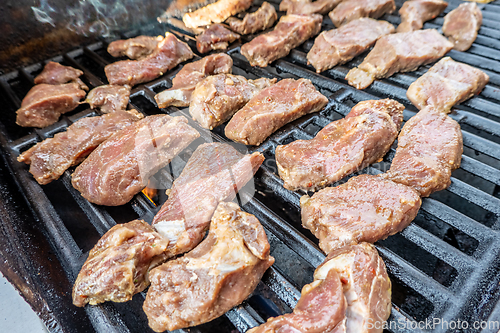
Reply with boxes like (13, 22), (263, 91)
(144, 202), (274, 332)
(34, 61), (87, 90)
(329, 0), (395, 28)
(307, 18), (395, 73)
(105, 33), (194, 87)
(301, 175), (421, 254)
(225, 78), (328, 146)
(443, 2), (482, 51)
(281, 0), (343, 15)
(72, 220), (170, 307)
(397, 0), (448, 33)
(189, 74), (276, 129)
(346, 29), (453, 89)
(71, 115), (199, 206)
(16, 82), (87, 128)
(154, 53), (233, 108)
(240, 14), (323, 67)
(18, 111), (142, 185)
(196, 24), (241, 54)
(183, 0), (253, 28)
(86, 85), (131, 113)
(407, 57), (489, 112)
(107, 35), (161, 60)
(276, 99), (404, 191)
(382, 107), (463, 197)
(227, 2), (277, 35)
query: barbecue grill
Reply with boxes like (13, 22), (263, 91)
(0, 0), (499, 332)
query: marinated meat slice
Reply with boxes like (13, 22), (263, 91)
(227, 2), (277, 35)
(16, 82), (87, 128)
(71, 115), (199, 206)
(34, 61), (87, 91)
(107, 35), (162, 60)
(144, 202), (274, 332)
(72, 220), (170, 307)
(18, 111), (142, 185)
(382, 107), (463, 197)
(195, 24), (240, 54)
(189, 74), (276, 129)
(307, 18), (395, 73)
(105, 33), (194, 86)
(282, 0), (342, 15)
(397, 0), (448, 33)
(86, 85), (131, 113)
(225, 78), (328, 146)
(152, 142), (264, 259)
(443, 2), (482, 51)
(276, 99), (404, 191)
(407, 57), (489, 112)
(301, 175), (421, 254)
(240, 14), (323, 67)
(183, 0), (253, 28)
(154, 53), (233, 108)
(346, 29), (453, 89)
(329, 0), (396, 28)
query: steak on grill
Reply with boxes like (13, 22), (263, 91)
(182, 0), (253, 28)
(34, 61), (87, 90)
(107, 35), (162, 60)
(227, 1), (277, 35)
(443, 2), (483, 52)
(281, 0), (343, 15)
(86, 85), (131, 113)
(397, 0), (447, 33)
(328, 0), (396, 28)
(196, 24), (241, 54)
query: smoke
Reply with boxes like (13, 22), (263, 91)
(31, 0), (57, 27)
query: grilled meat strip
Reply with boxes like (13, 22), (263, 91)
(240, 14), (323, 67)
(86, 85), (131, 113)
(397, 0), (448, 33)
(307, 18), (395, 73)
(329, 0), (396, 28)
(346, 29), (453, 89)
(281, 0), (343, 15)
(72, 115), (199, 206)
(183, 0), (253, 28)
(154, 53), (233, 108)
(225, 78), (328, 146)
(144, 202), (274, 332)
(18, 110), (143, 185)
(105, 33), (194, 86)
(407, 57), (489, 112)
(196, 24), (241, 54)
(443, 2), (483, 52)
(382, 107), (463, 197)
(227, 2), (277, 35)
(16, 82), (87, 128)
(189, 74), (276, 129)
(276, 99), (404, 191)
(107, 35), (162, 60)
(34, 61), (87, 90)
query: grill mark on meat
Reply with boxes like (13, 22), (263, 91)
(195, 24), (241, 54)
(397, 0), (448, 33)
(182, 0), (253, 28)
(227, 1), (277, 35)
(328, 0), (396, 28)
(107, 35), (162, 60)
(86, 85), (131, 113)
(443, 2), (483, 52)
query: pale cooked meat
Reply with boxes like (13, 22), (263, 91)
(397, 0), (448, 33)
(283, 0), (343, 15)
(183, 0), (253, 28)
(225, 78), (328, 145)
(346, 29), (453, 89)
(71, 115), (199, 206)
(86, 85), (131, 113)
(154, 53), (233, 108)
(72, 220), (170, 307)
(382, 107), (463, 197)
(196, 24), (240, 54)
(189, 74), (276, 129)
(144, 202), (274, 332)
(443, 2), (482, 51)
(301, 175), (421, 254)
(105, 33), (194, 86)
(17, 111), (142, 185)
(407, 57), (489, 112)
(34, 61), (87, 90)
(307, 18), (395, 73)
(276, 99), (404, 191)
(227, 2), (277, 35)
(329, 0), (395, 28)
(240, 14), (323, 67)
(16, 83), (86, 128)
(107, 35), (161, 60)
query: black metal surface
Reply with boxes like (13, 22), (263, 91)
(0, 1), (499, 332)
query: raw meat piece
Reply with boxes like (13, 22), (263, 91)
(195, 24), (240, 54)
(86, 85), (131, 113)
(397, 0), (448, 33)
(227, 2), (277, 34)
(34, 61), (87, 90)
(107, 35), (162, 59)
(281, 0), (342, 15)
(329, 0), (395, 28)
(183, 0), (253, 28)
(443, 2), (482, 51)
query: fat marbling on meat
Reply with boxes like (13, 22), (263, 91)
(183, 0), (253, 28)
(227, 1), (277, 35)
(107, 35), (162, 60)
(144, 202), (274, 332)
(280, 0), (343, 15)
(328, 0), (396, 28)
(34, 61), (87, 90)
(397, 0), (448, 33)
(443, 2), (483, 51)
(195, 24), (241, 54)
(86, 85), (131, 113)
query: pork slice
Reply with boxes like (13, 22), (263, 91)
(227, 1), (277, 35)
(71, 115), (199, 206)
(240, 14), (323, 67)
(107, 35), (162, 60)
(86, 85), (131, 113)
(397, 0), (448, 33)
(196, 24), (241, 54)
(443, 2), (482, 52)
(155, 53), (233, 108)
(346, 29), (453, 89)
(284, 0), (343, 15)
(329, 0), (396, 28)
(34, 61), (87, 91)
(183, 0), (253, 28)
(225, 78), (328, 146)
(189, 74), (276, 129)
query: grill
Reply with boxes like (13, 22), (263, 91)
(0, 0), (500, 332)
